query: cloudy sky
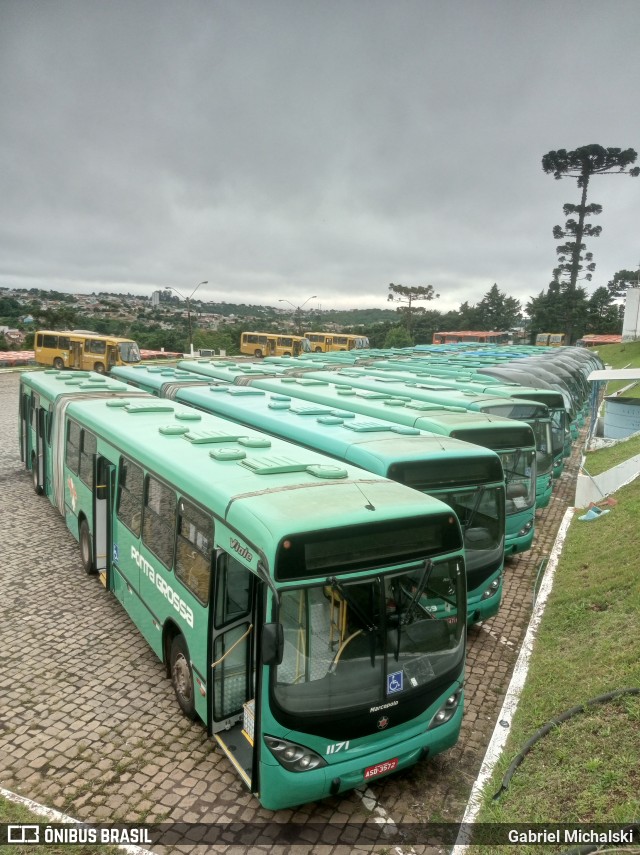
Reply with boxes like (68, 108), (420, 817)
(2, 1), (639, 314)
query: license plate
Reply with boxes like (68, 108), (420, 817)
(363, 758), (398, 780)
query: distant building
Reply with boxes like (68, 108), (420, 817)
(151, 290), (162, 307)
(622, 288), (640, 342)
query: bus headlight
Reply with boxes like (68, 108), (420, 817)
(427, 689), (462, 730)
(264, 736), (327, 773)
(517, 520), (533, 537)
(481, 577), (501, 600)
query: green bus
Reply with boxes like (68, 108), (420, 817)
(292, 368), (554, 510)
(324, 364), (568, 480)
(19, 369), (467, 810)
(111, 364), (505, 624)
(175, 364), (536, 556)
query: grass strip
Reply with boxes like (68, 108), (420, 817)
(466, 475), (640, 854)
(0, 795), (123, 855)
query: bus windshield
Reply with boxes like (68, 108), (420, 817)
(118, 341), (142, 363)
(274, 560), (464, 716)
(501, 449), (536, 512)
(430, 487), (504, 578)
(531, 419), (554, 475)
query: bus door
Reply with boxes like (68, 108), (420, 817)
(106, 345), (118, 371)
(209, 549), (257, 790)
(93, 456), (115, 588)
(32, 403), (47, 494)
(267, 338), (276, 356)
(19, 389), (30, 464)
(70, 340), (83, 369)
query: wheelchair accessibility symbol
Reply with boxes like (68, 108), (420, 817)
(387, 671), (403, 694)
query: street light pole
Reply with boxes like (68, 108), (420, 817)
(278, 295), (317, 335)
(168, 281), (208, 354)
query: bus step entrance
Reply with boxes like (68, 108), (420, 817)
(214, 722), (253, 788)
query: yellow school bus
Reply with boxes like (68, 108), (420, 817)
(239, 332), (311, 358)
(303, 332), (370, 352)
(34, 330), (141, 373)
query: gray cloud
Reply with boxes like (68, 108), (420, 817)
(1, 0), (639, 313)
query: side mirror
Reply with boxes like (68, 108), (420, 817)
(262, 623), (284, 666)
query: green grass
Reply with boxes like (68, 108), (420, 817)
(584, 432), (640, 476)
(467, 476), (640, 854)
(594, 340), (640, 370)
(0, 796), (122, 855)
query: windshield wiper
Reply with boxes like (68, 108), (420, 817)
(399, 559), (434, 625)
(463, 486), (485, 532)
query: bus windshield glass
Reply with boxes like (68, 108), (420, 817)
(430, 487), (503, 577)
(501, 449), (536, 512)
(274, 560), (464, 716)
(531, 420), (554, 474)
(118, 341), (142, 363)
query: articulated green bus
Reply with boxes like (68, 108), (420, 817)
(111, 364), (505, 624)
(174, 365), (536, 556)
(334, 362), (570, 477)
(290, 369), (554, 511)
(19, 370), (467, 810)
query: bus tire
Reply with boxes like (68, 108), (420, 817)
(254, 349), (263, 358)
(31, 455), (43, 495)
(283, 351), (291, 356)
(53, 357), (64, 370)
(94, 362), (106, 374)
(170, 635), (197, 720)
(314, 347), (322, 352)
(79, 519), (96, 574)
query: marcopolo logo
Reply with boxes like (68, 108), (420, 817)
(130, 546), (194, 628)
(230, 538), (253, 563)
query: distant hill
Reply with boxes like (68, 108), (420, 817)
(200, 301), (397, 326)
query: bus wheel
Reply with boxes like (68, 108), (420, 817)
(79, 519), (96, 574)
(314, 346), (322, 352)
(31, 455), (43, 495)
(94, 362), (106, 374)
(53, 357), (64, 370)
(254, 349), (263, 358)
(170, 635), (197, 720)
(284, 352), (291, 356)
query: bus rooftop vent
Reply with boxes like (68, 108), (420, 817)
(106, 400), (129, 407)
(159, 425), (190, 436)
(241, 457), (347, 478)
(215, 387), (265, 397)
(124, 402), (175, 414)
(316, 415), (345, 425)
(183, 430), (271, 448)
(175, 411), (202, 421)
(209, 448), (247, 461)
(290, 404), (334, 416)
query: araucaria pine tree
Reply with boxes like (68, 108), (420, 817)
(542, 144), (639, 340)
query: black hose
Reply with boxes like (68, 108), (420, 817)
(493, 687), (640, 800)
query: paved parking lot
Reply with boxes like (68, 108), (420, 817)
(0, 370), (586, 852)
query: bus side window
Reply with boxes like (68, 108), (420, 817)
(116, 457), (144, 537)
(79, 430), (97, 488)
(30, 393), (39, 429)
(175, 499), (212, 604)
(66, 421), (81, 475)
(215, 553), (252, 628)
(142, 475), (176, 570)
